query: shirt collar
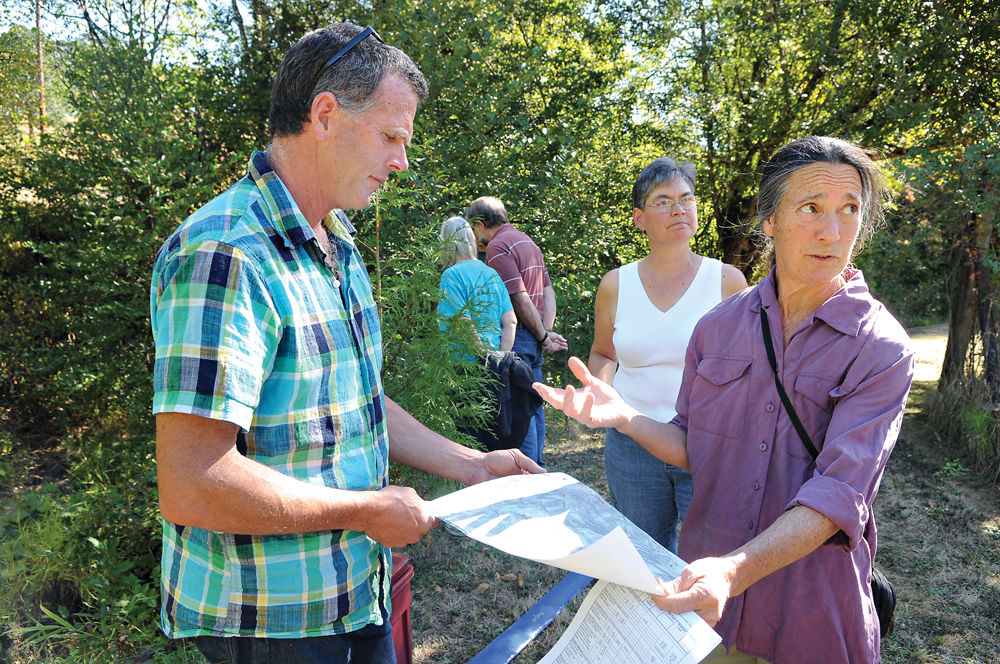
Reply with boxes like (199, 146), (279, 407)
(756, 267), (873, 338)
(246, 150), (357, 249)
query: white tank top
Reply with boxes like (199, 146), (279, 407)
(612, 257), (724, 423)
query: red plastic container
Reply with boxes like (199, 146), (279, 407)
(390, 552), (415, 664)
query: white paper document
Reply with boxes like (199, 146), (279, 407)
(429, 472), (721, 663)
(539, 580), (720, 664)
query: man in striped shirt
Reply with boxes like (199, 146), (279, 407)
(467, 196), (568, 468)
(151, 23), (541, 663)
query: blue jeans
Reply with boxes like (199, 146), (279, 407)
(604, 427), (692, 553)
(193, 621), (396, 664)
(512, 328), (546, 467)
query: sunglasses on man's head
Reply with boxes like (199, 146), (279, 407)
(305, 26), (384, 106)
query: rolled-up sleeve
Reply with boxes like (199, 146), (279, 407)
(788, 335), (914, 549)
(669, 330), (699, 436)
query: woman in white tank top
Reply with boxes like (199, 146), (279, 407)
(588, 158), (747, 553)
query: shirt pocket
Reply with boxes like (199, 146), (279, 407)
(789, 374), (840, 459)
(688, 356), (752, 438)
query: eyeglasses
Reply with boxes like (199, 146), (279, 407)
(307, 26), (384, 101)
(645, 196), (698, 213)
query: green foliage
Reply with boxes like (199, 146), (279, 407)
(0, 24), (71, 146)
(640, 0), (1000, 270)
(904, 128), (1000, 474)
(341, 0), (668, 362)
(934, 458), (970, 480)
(0, 37), (252, 434)
(371, 208), (513, 500)
(377, 219), (496, 448)
(0, 429), (177, 662)
(928, 380), (1000, 483)
(2, 0), (999, 659)
(0, 25), (42, 143)
(854, 201), (950, 327)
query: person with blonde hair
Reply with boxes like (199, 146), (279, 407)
(438, 215), (516, 353)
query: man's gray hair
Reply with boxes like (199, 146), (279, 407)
(440, 216), (478, 265)
(756, 136), (890, 257)
(466, 196), (509, 229)
(632, 158), (696, 210)
(269, 22), (429, 139)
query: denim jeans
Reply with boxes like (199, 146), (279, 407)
(604, 426), (692, 553)
(193, 621), (396, 664)
(512, 328), (546, 467)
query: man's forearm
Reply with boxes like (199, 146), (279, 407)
(510, 291), (546, 339)
(542, 286), (557, 331)
(156, 413), (392, 536)
(386, 397), (483, 484)
(500, 311), (516, 351)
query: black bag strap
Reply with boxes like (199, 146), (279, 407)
(760, 308), (821, 460)
(761, 308), (894, 639)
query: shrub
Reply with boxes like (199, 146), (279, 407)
(371, 218), (500, 496)
(928, 363), (1000, 482)
(0, 427), (172, 662)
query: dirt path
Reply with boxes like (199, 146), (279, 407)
(908, 322), (949, 383)
(877, 323), (1000, 663)
(407, 323), (1000, 664)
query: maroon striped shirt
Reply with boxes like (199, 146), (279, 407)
(485, 224), (551, 314)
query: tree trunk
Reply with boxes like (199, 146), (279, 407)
(940, 211), (999, 397)
(232, 0), (249, 53)
(35, 0), (46, 137)
(973, 226), (1000, 405)
(978, 187), (1000, 403)
(75, 0), (104, 48)
(717, 188), (761, 275)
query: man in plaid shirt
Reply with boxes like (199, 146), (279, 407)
(151, 22), (542, 663)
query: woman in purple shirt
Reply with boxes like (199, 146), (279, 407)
(536, 136), (914, 664)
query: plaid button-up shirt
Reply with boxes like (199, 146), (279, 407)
(151, 150), (390, 638)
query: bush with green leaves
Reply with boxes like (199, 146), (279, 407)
(369, 217), (502, 494)
(0, 427), (176, 662)
(0, 39), (254, 436)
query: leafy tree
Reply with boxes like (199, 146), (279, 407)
(0, 26), (40, 143)
(642, 0), (1000, 272)
(347, 0), (671, 361)
(916, 132), (1000, 390)
(0, 24), (71, 147)
(0, 4), (251, 432)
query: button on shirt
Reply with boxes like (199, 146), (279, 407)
(151, 151), (390, 638)
(672, 268), (914, 664)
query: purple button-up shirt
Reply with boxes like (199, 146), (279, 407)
(672, 268), (913, 664)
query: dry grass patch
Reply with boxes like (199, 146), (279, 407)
(877, 382), (1000, 664)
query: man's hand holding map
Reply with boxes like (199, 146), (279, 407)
(429, 472), (720, 663)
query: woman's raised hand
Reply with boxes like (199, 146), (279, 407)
(532, 356), (634, 430)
